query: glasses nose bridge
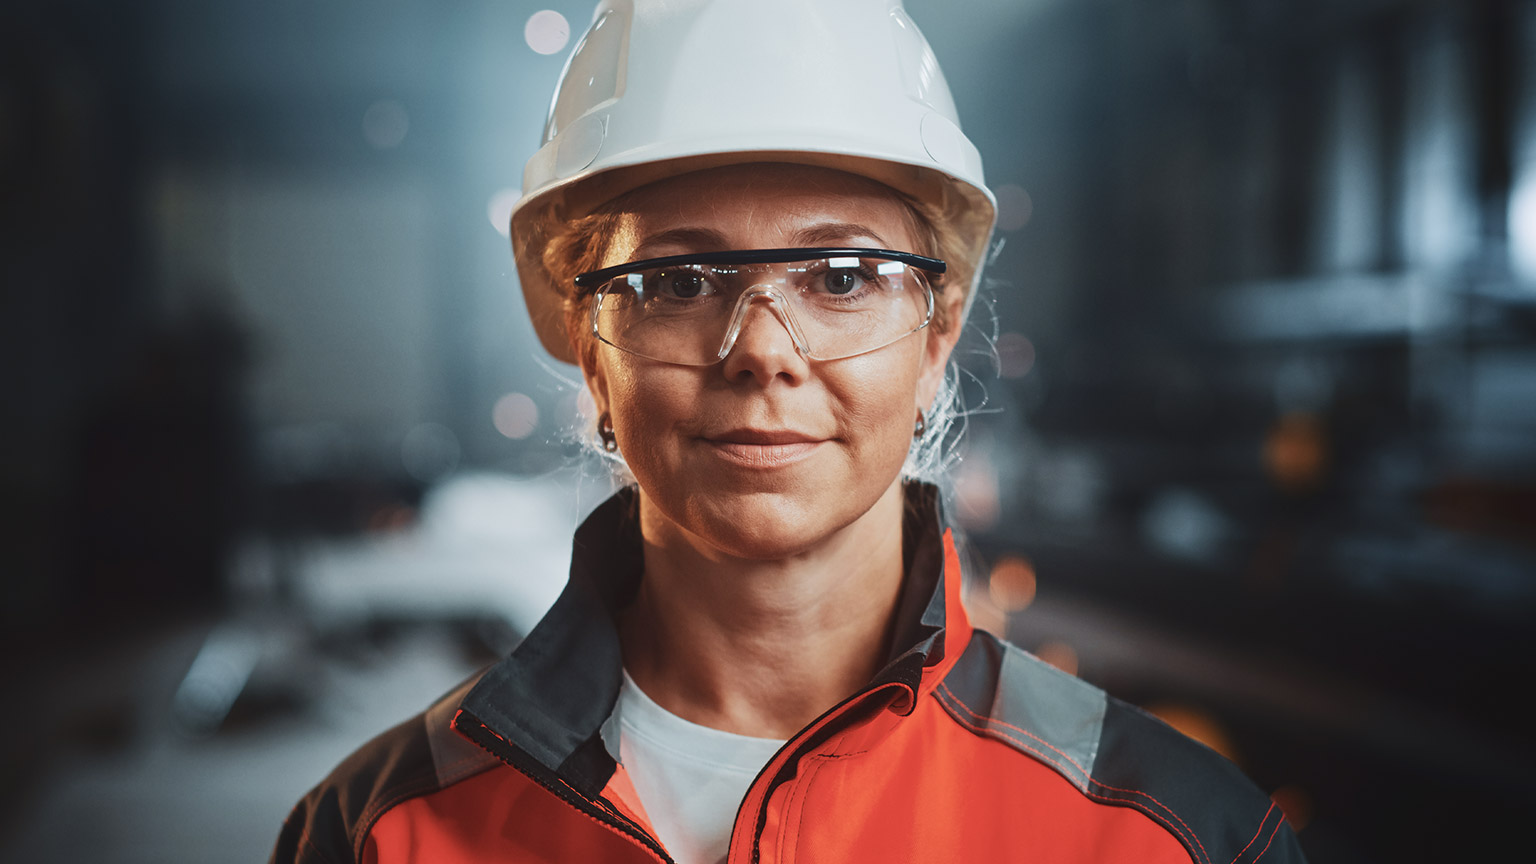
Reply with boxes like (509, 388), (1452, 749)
(714, 284), (812, 361)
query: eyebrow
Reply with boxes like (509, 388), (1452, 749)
(632, 227), (732, 257)
(791, 222), (892, 248)
(632, 222), (893, 257)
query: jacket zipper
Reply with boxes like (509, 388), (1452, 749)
(455, 710), (675, 864)
(743, 680), (911, 864)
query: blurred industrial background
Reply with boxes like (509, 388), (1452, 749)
(3, 0), (1535, 860)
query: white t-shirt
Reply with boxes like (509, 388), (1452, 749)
(605, 670), (787, 864)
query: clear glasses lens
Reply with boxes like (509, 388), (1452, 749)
(592, 256), (933, 365)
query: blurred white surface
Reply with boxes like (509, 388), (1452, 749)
(296, 472), (594, 634)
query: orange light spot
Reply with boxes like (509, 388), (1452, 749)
(1270, 784), (1314, 832)
(368, 504), (415, 533)
(955, 455), (1001, 531)
(988, 555), (1037, 612)
(1263, 413), (1328, 492)
(962, 583), (1007, 638)
(1145, 701), (1240, 764)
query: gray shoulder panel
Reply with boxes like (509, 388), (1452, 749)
(996, 639), (1106, 783)
(936, 630), (1107, 792)
(938, 630), (1308, 864)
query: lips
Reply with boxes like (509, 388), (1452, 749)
(701, 429), (826, 468)
(706, 428), (820, 445)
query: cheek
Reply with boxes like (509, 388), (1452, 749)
(830, 347), (925, 454)
(603, 360), (695, 457)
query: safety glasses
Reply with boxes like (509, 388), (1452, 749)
(574, 247), (945, 366)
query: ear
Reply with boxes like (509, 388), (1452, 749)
(915, 314), (962, 410)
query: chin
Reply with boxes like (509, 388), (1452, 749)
(642, 467), (902, 561)
(629, 432), (912, 560)
(682, 487), (854, 560)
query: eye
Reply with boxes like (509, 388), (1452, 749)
(822, 269), (865, 295)
(651, 268), (712, 299)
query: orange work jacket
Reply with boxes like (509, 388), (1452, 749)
(271, 484), (1306, 863)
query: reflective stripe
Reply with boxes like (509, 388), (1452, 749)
(994, 640), (1106, 788)
(937, 631), (1106, 793)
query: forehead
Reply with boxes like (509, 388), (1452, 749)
(603, 163), (922, 263)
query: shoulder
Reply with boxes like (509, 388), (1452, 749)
(936, 630), (1308, 864)
(268, 674), (500, 864)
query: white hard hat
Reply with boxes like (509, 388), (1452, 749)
(510, 0), (997, 364)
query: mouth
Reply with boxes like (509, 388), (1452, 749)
(707, 428), (820, 445)
(701, 429), (826, 468)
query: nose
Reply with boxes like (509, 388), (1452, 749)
(718, 290), (810, 384)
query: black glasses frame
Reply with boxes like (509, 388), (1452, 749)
(573, 247), (947, 291)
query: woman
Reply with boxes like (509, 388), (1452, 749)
(273, 2), (1307, 862)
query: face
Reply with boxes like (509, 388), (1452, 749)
(577, 163), (960, 560)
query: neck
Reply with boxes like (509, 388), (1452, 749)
(619, 480), (909, 739)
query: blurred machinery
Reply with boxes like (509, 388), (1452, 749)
(939, 1), (1536, 859)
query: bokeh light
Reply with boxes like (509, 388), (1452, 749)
(1142, 487), (1229, 564)
(1263, 413), (1328, 492)
(524, 10), (571, 55)
(401, 422), (460, 481)
(361, 99), (409, 149)
(1511, 173), (1536, 281)
(962, 582), (1007, 638)
(1269, 784), (1315, 832)
(954, 450), (1001, 530)
(1144, 701), (1240, 763)
(988, 555), (1037, 612)
(574, 388), (597, 423)
(493, 392), (540, 440)
(996, 331), (1036, 379)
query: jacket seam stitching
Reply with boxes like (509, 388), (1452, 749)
(808, 749), (870, 760)
(937, 683), (1213, 864)
(1228, 803), (1275, 864)
(934, 686), (1212, 864)
(1085, 780), (1211, 864)
(1249, 816), (1286, 863)
(1083, 781), (1210, 864)
(936, 681), (1093, 778)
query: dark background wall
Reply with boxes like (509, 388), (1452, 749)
(3, 1), (1534, 861)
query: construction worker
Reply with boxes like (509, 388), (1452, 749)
(272, 2), (1307, 861)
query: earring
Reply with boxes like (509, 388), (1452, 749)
(914, 408), (927, 440)
(598, 411), (618, 453)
